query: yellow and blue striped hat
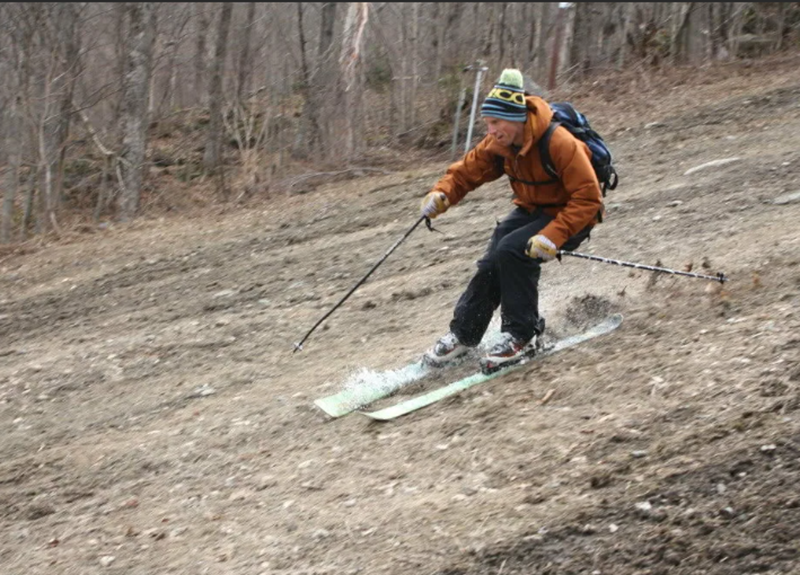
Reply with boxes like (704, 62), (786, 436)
(480, 69), (527, 123)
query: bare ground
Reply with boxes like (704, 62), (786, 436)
(2, 57), (800, 575)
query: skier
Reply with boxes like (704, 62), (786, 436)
(420, 68), (603, 372)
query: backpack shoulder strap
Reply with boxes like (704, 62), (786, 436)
(493, 153), (505, 176)
(493, 147), (558, 188)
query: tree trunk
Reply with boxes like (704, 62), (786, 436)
(111, 3), (128, 135)
(339, 2), (369, 160)
(193, 4), (209, 104)
(728, 3), (748, 60)
(673, 2), (696, 64)
(482, 5), (496, 60)
(409, 2), (419, 129)
(715, 2), (732, 59)
(203, 3), (233, 177)
(775, 2), (786, 52)
(236, 2), (257, 102)
(618, 3), (632, 69)
(55, 3), (82, 206)
(311, 2), (337, 153)
(293, 2), (318, 158)
(38, 3), (81, 232)
(159, 5), (192, 114)
(20, 169), (37, 240)
(522, 3), (534, 70)
(535, 2), (554, 84)
(445, 3), (463, 70)
(1, 98), (20, 243)
(2, 10), (27, 243)
(118, 2), (156, 221)
(370, 5), (399, 140)
(398, 5), (409, 133)
(13, 6), (37, 237)
(597, 3), (617, 70)
(498, 2), (508, 67)
(549, 5), (568, 91)
(569, 2), (593, 78)
(297, 2), (310, 91)
(319, 2), (337, 59)
(431, 3), (443, 80)
(686, 2), (706, 63)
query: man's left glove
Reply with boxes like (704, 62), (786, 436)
(526, 234), (558, 262)
(420, 191), (450, 219)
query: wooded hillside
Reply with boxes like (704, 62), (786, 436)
(1, 2), (798, 242)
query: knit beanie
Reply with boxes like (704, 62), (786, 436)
(480, 69), (527, 123)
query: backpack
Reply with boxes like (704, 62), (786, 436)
(497, 102), (619, 197)
(543, 102), (618, 196)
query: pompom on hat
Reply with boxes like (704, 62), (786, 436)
(480, 68), (528, 123)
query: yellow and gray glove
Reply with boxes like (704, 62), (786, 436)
(420, 191), (450, 219)
(525, 234), (558, 262)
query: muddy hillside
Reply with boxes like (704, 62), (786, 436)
(1, 57), (799, 575)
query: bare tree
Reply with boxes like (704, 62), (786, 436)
(203, 3), (233, 181)
(292, 2), (315, 158)
(339, 2), (369, 159)
(369, 5), (401, 139)
(319, 2), (338, 59)
(408, 3), (420, 130)
(534, 3), (555, 83)
(236, 2), (257, 102)
(673, 2), (707, 64)
(1, 6), (21, 242)
(569, 2), (593, 77)
(118, 2), (156, 221)
(1, 1), (795, 241)
(30, 3), (83, 234)
(156, 4), (192, 115)
(316, 1), (339, 152)
(193, 4), (210, 105)
(617, 3), (633, 69)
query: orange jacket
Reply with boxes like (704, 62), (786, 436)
(433, 96), (603, 248)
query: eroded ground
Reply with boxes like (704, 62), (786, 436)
(1, 58), (799, 575)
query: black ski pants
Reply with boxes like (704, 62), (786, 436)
(450, 207), (591, 346)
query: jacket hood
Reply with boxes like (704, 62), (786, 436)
(519, 96), (554, 155)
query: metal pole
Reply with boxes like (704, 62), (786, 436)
(293, 216), (434, 353)
(557, 250), (728, 283)
(465, 62), (487, 154)
(548, 5), (567, 91)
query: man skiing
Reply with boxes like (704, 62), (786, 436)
(420, 68), (603, 372)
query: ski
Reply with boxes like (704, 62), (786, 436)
(361, 314), (623, 421)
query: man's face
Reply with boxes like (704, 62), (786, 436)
(483, 117), (523, 147)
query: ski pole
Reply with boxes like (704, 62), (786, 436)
(557, 250), (728, 283)
(293, 215), (437, 353)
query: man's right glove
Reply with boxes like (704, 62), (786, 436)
(420, 191), (450, 219)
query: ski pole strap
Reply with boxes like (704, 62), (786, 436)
(424, 216), (443, 234)
(557, 250), (728, 284)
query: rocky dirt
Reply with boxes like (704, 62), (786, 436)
(1, 56), (800, 575)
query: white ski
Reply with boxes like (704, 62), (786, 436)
(361, 314), (623, 421)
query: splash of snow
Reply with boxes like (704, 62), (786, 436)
(341, 361), (430, 398)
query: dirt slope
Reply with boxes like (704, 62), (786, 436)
(1, 57), (799, 575)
